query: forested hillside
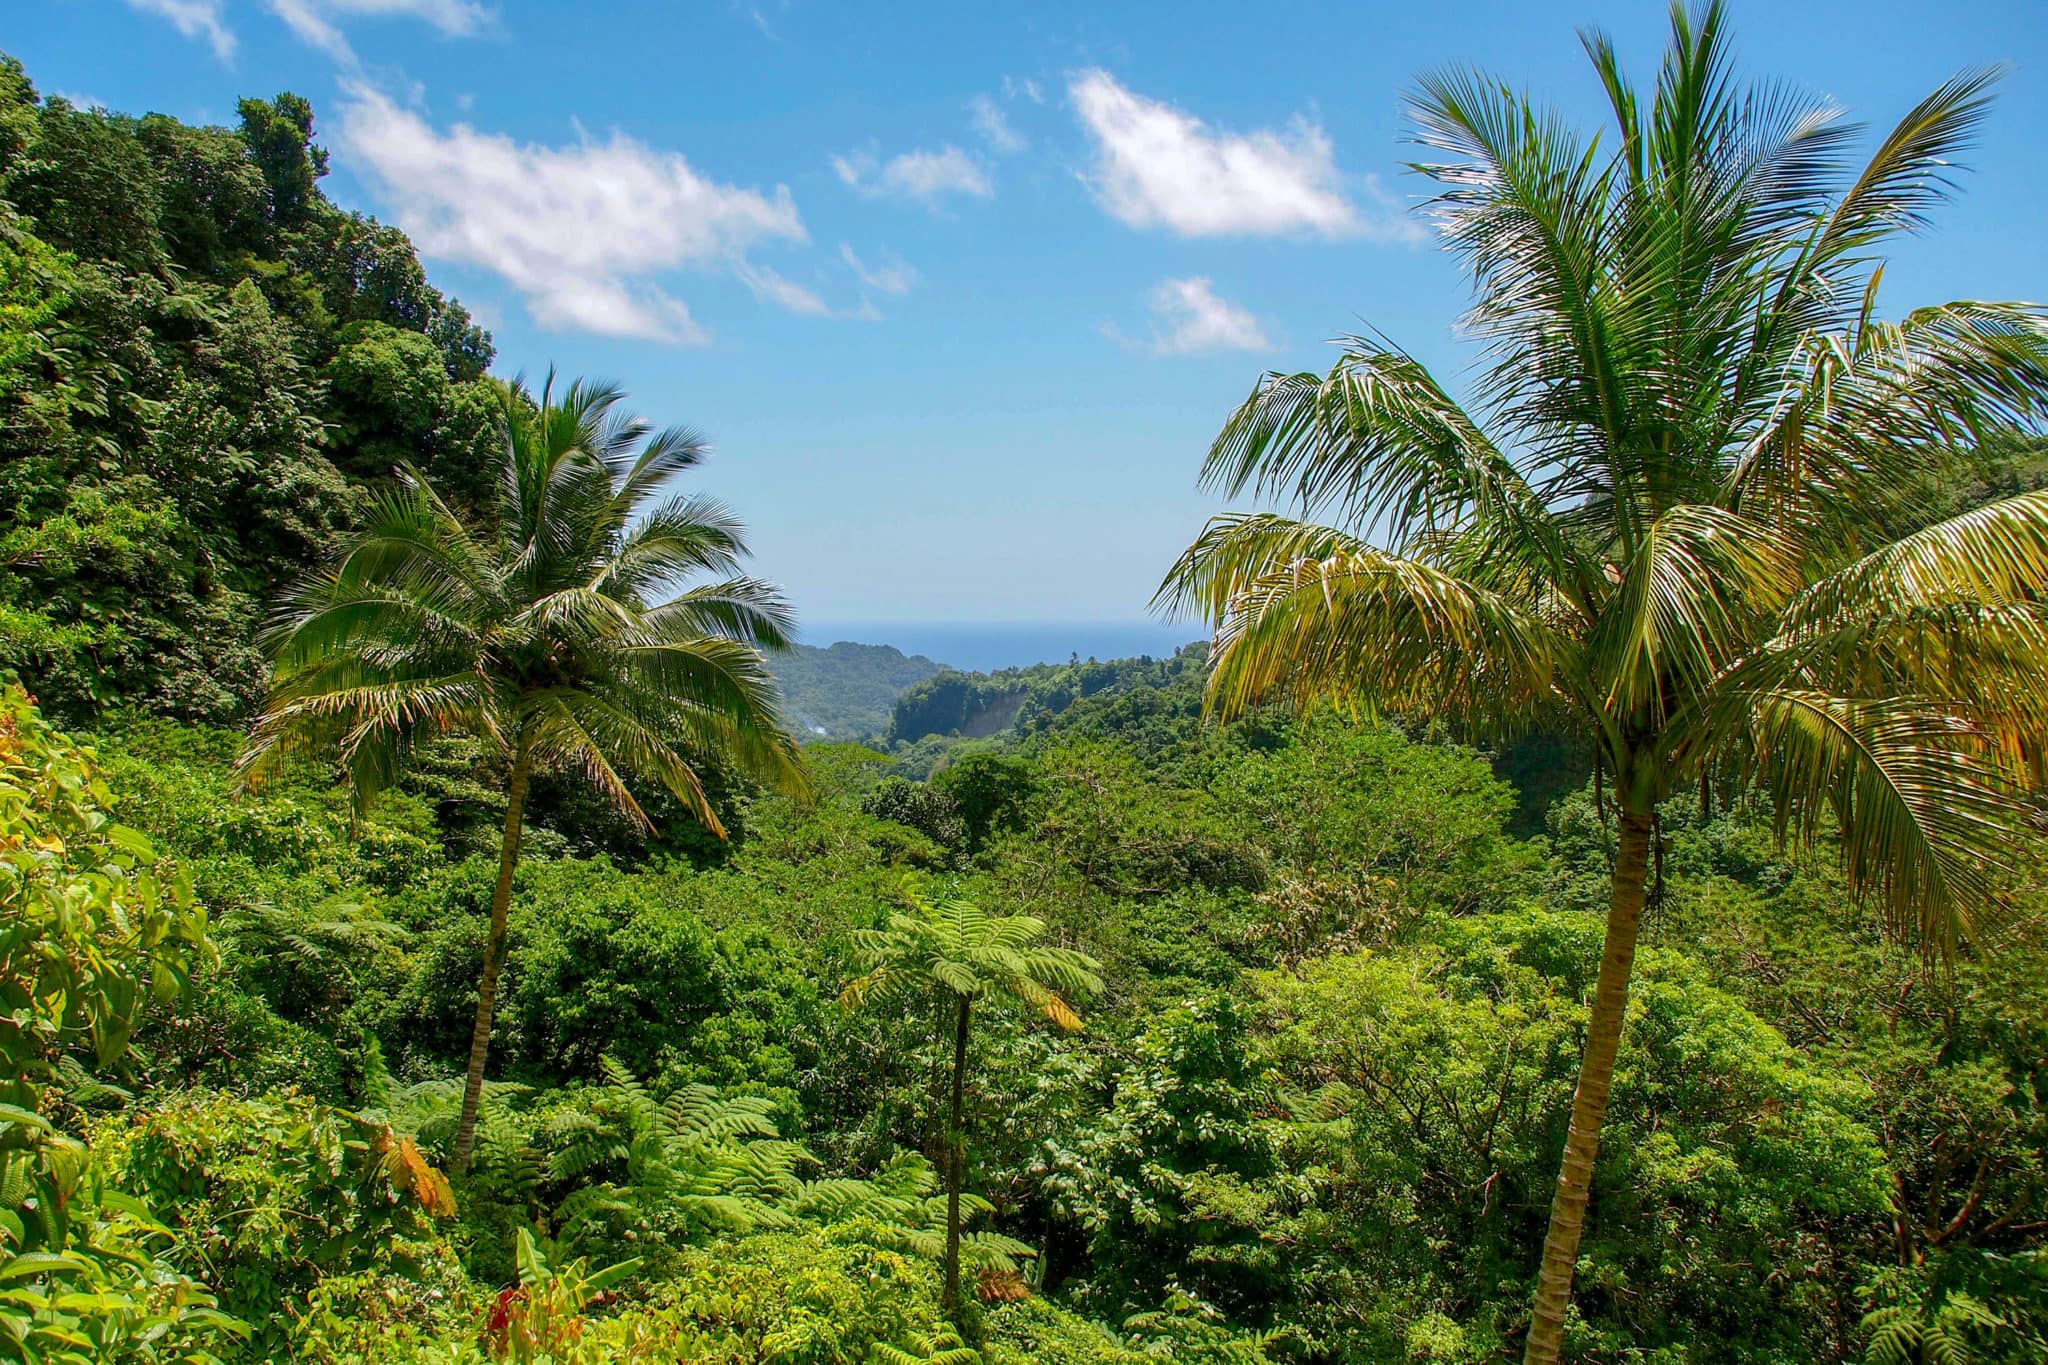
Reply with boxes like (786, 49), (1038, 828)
(0, 58), (495, 725)
(769, 640), (947, 742)
(887, 646), (1204, 747)
(2, 12), (2047, 1365)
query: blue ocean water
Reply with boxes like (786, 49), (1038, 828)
(798, 621), (1204, 673)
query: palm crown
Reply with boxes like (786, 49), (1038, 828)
(1159, 5), (2048, 951)
(1156, 5), (2048, 1359)
(239, 371), (804, 830)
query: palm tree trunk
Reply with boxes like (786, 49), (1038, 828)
(452, 735), (533, 1175)
(943, 992), (971, 1318)
(1524, 808), (1652, 1365)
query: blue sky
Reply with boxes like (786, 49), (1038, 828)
(11, 0), (2048, 629)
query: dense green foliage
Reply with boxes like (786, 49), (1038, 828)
(0, 687), (237, 1363)
(0, 60), (494, 726)
(4, 669), (2032, 1363)
(0, 34), (2042, 1365)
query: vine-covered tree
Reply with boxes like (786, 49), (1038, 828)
(240, 374), (806, 1172)
(1157, 5), (2048, 1359)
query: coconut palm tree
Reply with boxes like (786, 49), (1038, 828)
(239, 372), (805, 1174)
(1156, 6), (2048, 1360)
(840, 892), (1103, 1318)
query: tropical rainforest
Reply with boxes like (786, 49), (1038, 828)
(2, 4), (2047, 1363)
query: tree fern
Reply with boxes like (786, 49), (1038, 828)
(543, 1058), (804, 1250)
(840, 891), (1100, 1312)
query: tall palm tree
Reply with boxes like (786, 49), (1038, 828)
(840, 892), (1103, 1318)
(239, 373), (805, 1174)
(1156, 6), (2048, 1360)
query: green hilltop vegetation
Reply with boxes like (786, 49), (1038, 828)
(2, 8), (2048, 1365)
(772, 640), (1214, 773)
(885, 646), (1207, 750)
(768, 640), (948, 743)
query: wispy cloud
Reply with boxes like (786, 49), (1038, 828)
(1003, 75), (1045, 105)
(732, 261), (831, 316)
(123, 0), (236, 61)
(968, 94), (1025, 153)
(267, 0), (493, 66)
(840, 243), (917, 296)
(832, 144), (992, 206)
(336, 86), (812, 343)
(737, 0), (785, 39)
(1068, 69), (1417, 242)
(1114, 277), (1271, 355)
(268, 0), (352, 61)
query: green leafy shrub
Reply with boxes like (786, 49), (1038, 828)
(985, 1292), (1288, 1364)
(1068, 996), (1300, 1323)
(100, 1089), (459, 1360)
(1254, 908), (1893, 1362)
(0, 683), (236, 1361)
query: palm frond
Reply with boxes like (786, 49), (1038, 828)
(1789, 488), (2048, 627)
(600, 492), (749, 600)
(1747, 690), (2020, 952)
(1160, 513), (1559, 726)
(1808, 66), (2003, 267)
(635, 579), (797, 650)
(1587, 503), (1797, 719)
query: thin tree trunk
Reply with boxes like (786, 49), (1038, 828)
(943, 993), (971, 1318)
(452, 734), (533, 1175)
(1524, 809), (1653, 1365)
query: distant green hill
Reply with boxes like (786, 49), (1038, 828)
(886, 644), (1209, 749)
(769, 641), (947, 742)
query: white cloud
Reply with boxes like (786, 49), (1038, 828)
(1003, 75), (1045, 105)
(840, 243), (916, 296)
(335, 87), (811, 343)
(1133, 277), (1270, 355)
(124, 0), (236, 60)
(267, 0), (493, 66)
(969, 94), (1025, 153)
(833, 145), (992, 205)
(1069, 69), (1416, 241)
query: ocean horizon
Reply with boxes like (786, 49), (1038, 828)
(797, 620), (1204, 673)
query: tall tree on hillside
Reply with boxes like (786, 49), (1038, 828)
(1157, 5), (2048, 1360)
(240, 373), (805, 1173)
(841, 893), (1103, 1319)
